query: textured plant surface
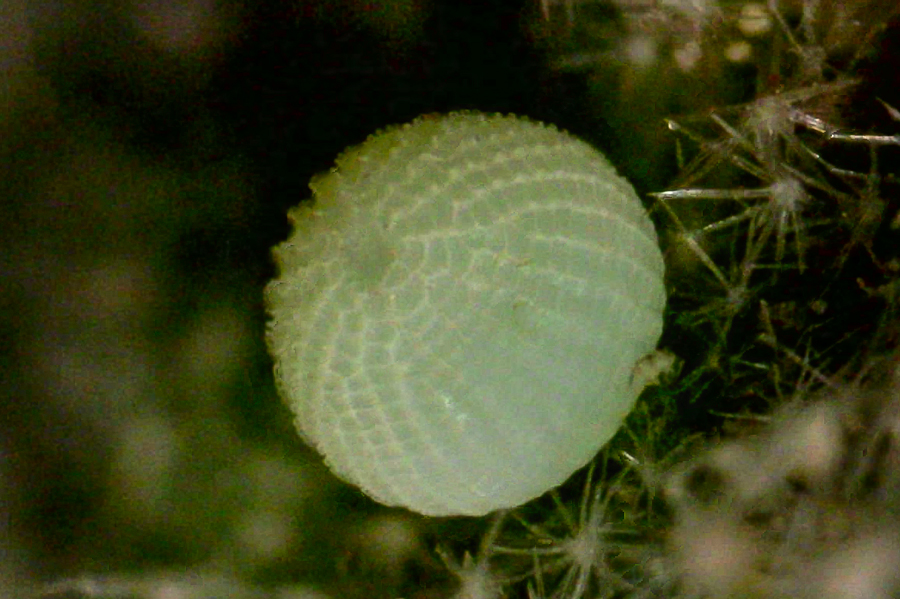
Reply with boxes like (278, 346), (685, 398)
(4, 1), (900, 599)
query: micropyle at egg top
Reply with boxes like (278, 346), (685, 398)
(265, 111), (666, 516)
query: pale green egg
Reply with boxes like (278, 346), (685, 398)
(265, 111), (666, 516)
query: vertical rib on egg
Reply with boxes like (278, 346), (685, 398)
(266, 111), (666, 516)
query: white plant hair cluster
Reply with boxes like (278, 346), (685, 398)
(647, 0), (900, 388)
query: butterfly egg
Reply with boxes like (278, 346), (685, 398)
(266, 111), (666, 516)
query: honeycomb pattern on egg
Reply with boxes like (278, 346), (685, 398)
(266, 112), (666, 516)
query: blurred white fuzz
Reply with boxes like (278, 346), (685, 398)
(665, 357), (900, 599)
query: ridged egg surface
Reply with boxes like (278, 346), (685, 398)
(266, 112), (666, 516)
